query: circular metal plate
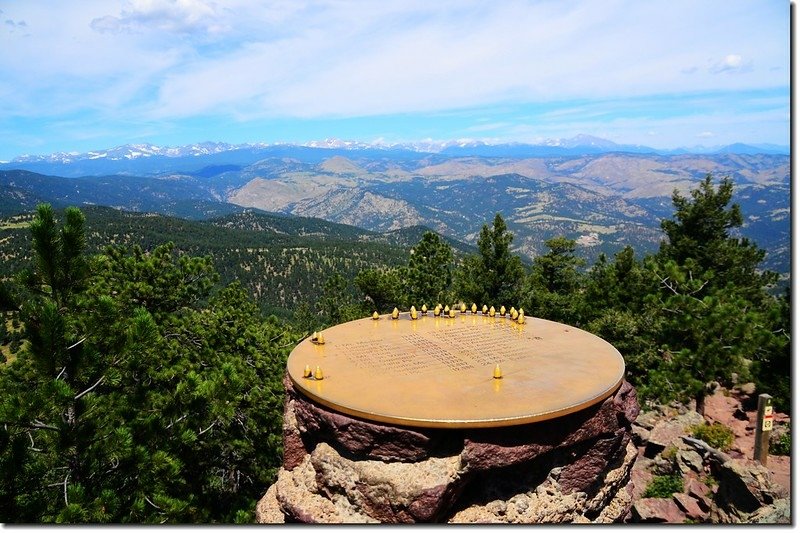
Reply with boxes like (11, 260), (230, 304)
(287, 312), (625, 428)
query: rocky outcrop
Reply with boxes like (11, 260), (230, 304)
(627, 389), (791, 525)
(256, 377), (640, 523)
(631, 498), (686, 523)
(712, 459), (789, 523)
(747, 498), (790, 524)
(644, 410), (704, 458)
(673, 492), (708, 521)
(449, 441), (637, 523)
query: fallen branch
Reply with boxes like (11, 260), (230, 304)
(682, 435), (731, 467)
(27, 431), (42, 452)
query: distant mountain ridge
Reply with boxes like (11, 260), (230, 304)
(4, 135), (788, 168)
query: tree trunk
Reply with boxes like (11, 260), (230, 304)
(695, 391), (706, 417)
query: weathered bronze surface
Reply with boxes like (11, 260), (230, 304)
(287, 312), (625, 428)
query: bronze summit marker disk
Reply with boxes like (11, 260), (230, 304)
(287, 312), (625, 428)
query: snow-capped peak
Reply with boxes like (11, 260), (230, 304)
(302, 138), (373, 150)
(11, 142), (247, 163)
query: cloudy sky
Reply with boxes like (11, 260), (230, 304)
(0, 0), (790, 160)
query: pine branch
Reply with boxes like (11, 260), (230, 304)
(165, 414), (188, 430)
(144, 495), (162, 511)
(47, 474), (70, 505)
(659, 276), (679, 295)
(27, 431), (43, 452)
(74, 375), (105, 400)
(66, 336), (86, 351)
(773, 327), (790, 339)
(31, 419), (59, 432)
(198, 421), (217, 436)
(689, 280), (709, 297)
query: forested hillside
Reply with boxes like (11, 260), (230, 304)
(0, 206), (450, 318)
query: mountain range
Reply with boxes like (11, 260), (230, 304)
(0, 138), (790, 279)
(3, 135), (788, 168)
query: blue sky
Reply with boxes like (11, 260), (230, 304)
(0, 1), (790, 160)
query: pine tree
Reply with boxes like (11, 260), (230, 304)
(523, 236), (585, 324)
(575, 177), (787, 414)
(0, 204), (129, 522)
(317, 273), (364, 326)
(658, 174), (776, 300)
(643, 259), (760, 414)
(583, 246), (649, 317)
(582, 247), (661, 391)
(644, 176), (784, 414)
(355, 268), (405, 312)
(405, 231), (453, 307)
(0, 205), (299, 522)
(748, 287), (791, 413)
(454, 213), (525, 306)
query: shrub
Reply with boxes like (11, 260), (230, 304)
(691, 422), (734, 452)
(699, 474), (717, 490)
(643, 475), (684, 498)
(770, 424), (790, 456)
(662, 445), (678, 460)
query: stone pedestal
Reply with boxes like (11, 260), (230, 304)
(256, 374), (640, 524)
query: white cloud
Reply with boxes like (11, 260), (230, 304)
(721, 54), (743, 69)
(89, 15), (123, 34)
(141, 0), (787, 120)
(709, 54), (753, 74)
(91, 0), (222, 35)
(0, 0), (790, 153)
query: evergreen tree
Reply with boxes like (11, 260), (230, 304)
(585, 307), (662, 393)
(748, 287), (791, 413)
(643, 176), (784, 414)
(405, 231), (453, 307)
(523, 236), (585, 324)
(317, 272), (364, 327)
(454, 213), (525, 306)
(291, 302), (320, 336)
(0, 204), (102, 521)
(643, 259), (763, 415)
(658, 174), (776, 299)
(576, 177), (788, 414)
(582, 248), (661, 392)
(0, 205), (298, 523)
(583, 246), (649, 317)
(355, 267), (405, 312)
